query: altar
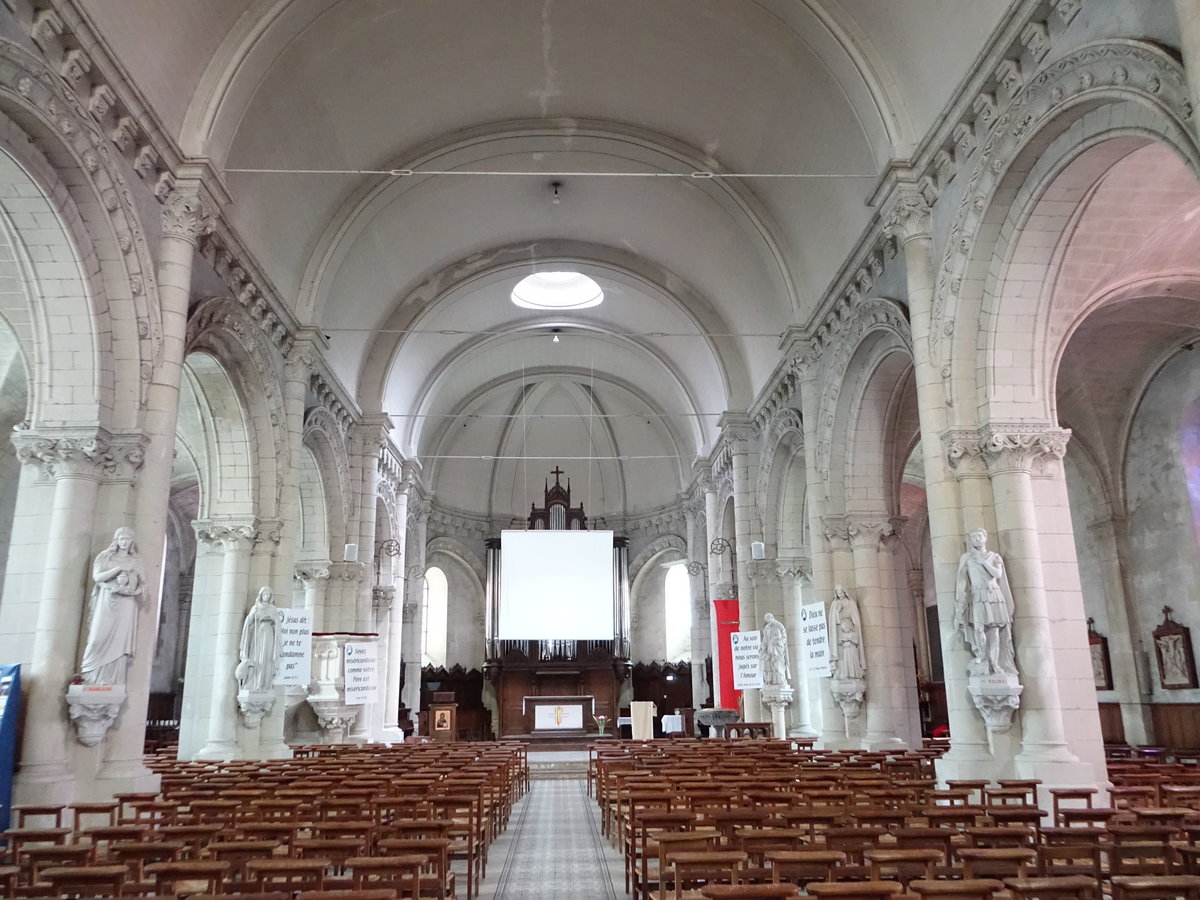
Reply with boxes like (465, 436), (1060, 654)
(523, 695), (595, 736)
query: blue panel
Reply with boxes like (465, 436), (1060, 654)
(0, 664), (20, 835)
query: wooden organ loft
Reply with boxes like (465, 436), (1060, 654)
(484, 467), (631, 738)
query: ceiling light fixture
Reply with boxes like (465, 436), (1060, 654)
(551, 328), (561, 343)
(511, 271), (604, 309)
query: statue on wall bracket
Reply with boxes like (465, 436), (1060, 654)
(954, 528), (1022, 732)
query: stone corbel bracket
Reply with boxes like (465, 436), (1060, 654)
(66, 683), (126, 746)
(830, 677), (866, 719)
(967, 671), (1023, 732)
(237, 689), (275, 728)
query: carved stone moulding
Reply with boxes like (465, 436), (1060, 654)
(967, 671), (1023, 732)
(830, 677), (866, 719)
(761, 684), (794, 709)
(66, 683), (126, 746)
(307, 699), (360, 739)
(237, 688), (275, 728)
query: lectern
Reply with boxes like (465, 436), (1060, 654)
(429, 691), (457, 743)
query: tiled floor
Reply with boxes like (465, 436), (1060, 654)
(479, 775), (624, 900)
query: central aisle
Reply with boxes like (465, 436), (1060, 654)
(480, 777), (623, 900)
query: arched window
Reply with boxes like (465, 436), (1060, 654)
(664, 563), (691, 661)
(422, 566), (448, 667)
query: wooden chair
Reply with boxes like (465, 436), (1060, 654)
(863, 848), (943, 886)
(806, 880), (904, 900)
(0, 865), (18, 899)
(295, 891), (398, 900)
(1110, 875), (1200, 900)
(665, 849), (748, 900)
(908, 879), (1006, 900)
(246, 856), (330, 892)
(368, 838), (455, 900)
(345, 854), (428, 900)
(206, 839), (281, 883)
(1003, 874), (1100, 900)
(38, 863), (128, 898)
(144, 858), (231, 896)
(699, 886), (801, 899)
(764, 849), (847, 888)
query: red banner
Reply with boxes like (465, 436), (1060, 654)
(713, 597), (741, 709)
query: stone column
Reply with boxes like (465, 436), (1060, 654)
(351, 418), (391, 633)
(294, 564), (331, 632)
(380, 473), (410, 740)
(971, 425), (1100, 784)
(193, 519), (257, 761)
(684, 494), (711, 711)
(701, 475), (725, 704)
(401, 500), (429, 727)
(822, 521), (858, 746)
(882, 186), (993, 779)
(1089, 515), (1152, 744)
(98, 178), (220, 791)
(720, 413), (761, 721)
(779, 559), (818, 738)
(10, 432), (123, 803)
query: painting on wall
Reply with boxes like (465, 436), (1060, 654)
(1154, 606), (1198, 690)
(1088, 618), (1113, 691)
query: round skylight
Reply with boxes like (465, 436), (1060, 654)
(510, 271), (604, 310)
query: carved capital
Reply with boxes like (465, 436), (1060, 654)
(943, 423), (1070, 475)
(822, 518), (851, 545)
(161, 187), (209, 244)
(372, 586), (396, 611)
(776, 557), (813, 583)
(845, 518), (894, 548)
(746, 560), (779, 586)
(192, 517), (258, 552)
(12, 430), (146, 482)
(882, 187), (933, 244)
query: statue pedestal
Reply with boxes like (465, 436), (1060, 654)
(66, 684), (125, 747)
(237, 689), (275, 728)
(761, 684), (793, 738)
(967, 671), (1022, 733)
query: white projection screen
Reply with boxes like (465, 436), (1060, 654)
(497, 530), (614, 639)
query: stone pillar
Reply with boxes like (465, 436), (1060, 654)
(721, 413), (761, 721)
(192, 519), (256, 761)
(822, 521), (859, 746)
(684, 495), (711, 711)
(883, 187), (992, 779)
(779, 559), (818, 738)
(1089, 515), (1152, 744)
(351, 419), (391, 633)
(379, 474), (410, 741)
(99, 179), (220, 791)
(295, 564), (331, 633)
(400, 500), (429, 728)
(10, 432), (126, 802)
(909, 569), (934, 683)
(968, 425), (1101, 784)
(701, 475), (725, 704)
(849, 518), (908, 750)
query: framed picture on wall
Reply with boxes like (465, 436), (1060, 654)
(1088, 618), (1113, 691)
(1153, 606), (1198, 690)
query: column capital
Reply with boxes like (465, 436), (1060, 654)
(192, 517), (258, 552)
(776, 556), (813, 583)
(284, 327), (328, 380)
(328, 560), (367, 583)
(943, 422), (1071, 475)
(822, 517), (851, 545)
(845, 517), (896, 548)
(294, 563), (331, 587)
(372, 585), (396, 611)
(717, 412), (757, 453)
(746, 559), (779, 586)
(880, 181), (934, 244)
(12, 428), (147, 482)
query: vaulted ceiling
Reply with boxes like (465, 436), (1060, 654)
(79, 0), (1015, 518)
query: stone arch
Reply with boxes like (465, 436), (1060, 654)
(186, 297), (287, 518)
(813, 297), (912, 493)
(302, 406), (352, 559)
(629, 534), (687, 662)
(426, 535), (486, 668)
(0, 43), (160, 433)
(932, 40), (1196, 420)
(757, 408), (805, 556)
